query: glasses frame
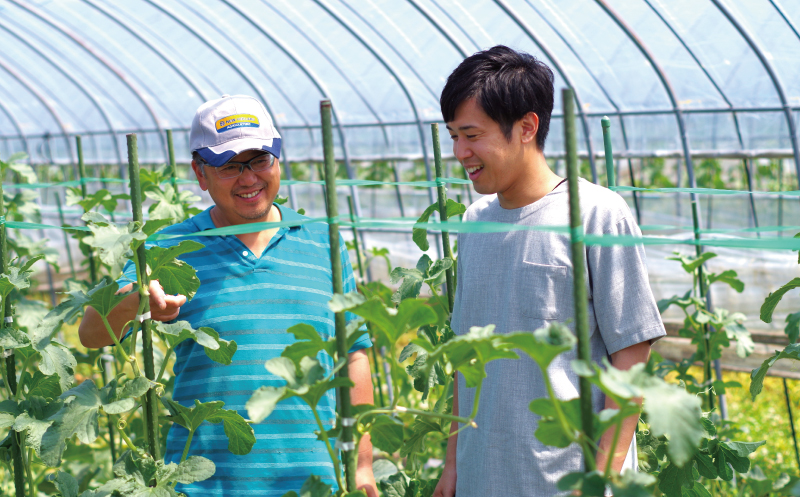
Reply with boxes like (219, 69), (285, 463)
(204, 152), (276, 179)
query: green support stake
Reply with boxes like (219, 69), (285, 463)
(563, 88), (596, 471)
(0, 182), (26, 497)
(431, 124), (456, 313)
(601, 116), (616, 188)
(127, 134), (161, 460)
(76, 135), (99, 284)
(166, 129), (178, 190)
(321, 100), (357, 492)
(54, 192), (77, 279)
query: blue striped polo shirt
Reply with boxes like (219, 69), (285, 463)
(119, 205), (371, 496)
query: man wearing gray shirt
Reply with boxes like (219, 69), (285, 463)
(433, 46), (666, 497)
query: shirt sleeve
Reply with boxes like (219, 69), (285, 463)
(587, 215), (666, 355)
(340, 238), (372, 353)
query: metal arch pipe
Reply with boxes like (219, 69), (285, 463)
(643, 0), (759, 235)
(0, 96), (30, 160)
(338, 1), (440, 102)
(0, 20), (121, 168)
(80, 0), (211, 103)
(770, 0), (800, 47)
(257, 0), (402, 217)
(215, 0), (364, 219)
(407, 0), (472, 57)
(311, 0), (437, 208)
(9, 0), (168, 161)
(171, 0), (314, 211)
(522, 0), (641, 218)
(140, 0), (298, 207)
(0, 58), (73, 164)
(494, 0), (599, 184)
(594, 0), (699, 190)
(722, 0), (800, 182)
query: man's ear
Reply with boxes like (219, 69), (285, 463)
(519, 111), (540, 146)
(191, 160), (208, 191)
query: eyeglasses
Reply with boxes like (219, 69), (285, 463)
(210, 153), (275, 179)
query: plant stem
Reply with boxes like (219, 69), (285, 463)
(180, 429), (195, 463)
(25, 448), (34, 497)
(388, 346), (401, 409)
(542, 369), (577, 445)
(360, 407), (473, 427)
(604, 419), (623, 478)
(118, 426), (137, 452)
(15, 354), (34, 401)
(312, 406), (344, 492)
(369, 342), (385, 407)
(99, 315), (135, 369)
(156, 346), (175, 384)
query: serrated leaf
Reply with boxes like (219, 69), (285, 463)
(246, 385), (288, 424)
(348, 297), (437, 346)
(0, 266), (34, 299)
(156, 321), (236, 365)
(389, 267), (424, 303)
(0, 399), (21, 429)
(785, 312), (800, 344)
(328, 292), (366, 313)
(412, 203), (439, 252)
(206, 410), (256, 455)
(84, 277), (134, 318)
(82, 215), (146, 268)
(146, 241), (203, 299)
(27, 371), (62, 398)
(296, 474), (333, 497)
(367, 414), (404, 453)
(0, 326), (31, 349)
(761, 278), (800, 323)
(657, 462), (696, 497)
(400, 416), (441, 458)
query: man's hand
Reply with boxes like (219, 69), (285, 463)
(356, 460), (378, 497)
(79, 279), (187, 349)
(432, 462), (456, 497)
(148, 280), (186, 322)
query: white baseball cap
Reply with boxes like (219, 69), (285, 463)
(189, 94), (281, 167)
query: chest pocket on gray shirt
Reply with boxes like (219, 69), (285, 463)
(519, 261), (571, 320)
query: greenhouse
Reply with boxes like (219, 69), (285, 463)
(1, 0), (800, 496)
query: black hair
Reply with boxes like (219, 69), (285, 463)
(440, 45), (554, 150)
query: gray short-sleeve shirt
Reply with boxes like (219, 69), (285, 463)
(451, 179), (665, 497)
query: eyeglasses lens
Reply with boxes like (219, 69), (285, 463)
(215, 154), (274, 179)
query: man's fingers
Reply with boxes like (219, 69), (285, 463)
(163, 294), (187, 308)
(149, 281), (167, 310)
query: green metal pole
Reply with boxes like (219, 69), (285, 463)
(0, 182), (26, 497)
(321, 100), (356, 492)
(76, 136), (99, 284)
(783, 379), (800, 471)
(431, 124), (456, 313)
(601, 117), (616, 188)
(563, 88), (596, 471)
(126, 134), (160, 460)
(54, 192), (77, 279)
(166, 129), (178, 190)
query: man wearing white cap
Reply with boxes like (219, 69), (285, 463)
(80, 95), (378, 496)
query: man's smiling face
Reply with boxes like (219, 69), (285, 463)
(446, 98), (529, 196)
(193, 149), (281, 225)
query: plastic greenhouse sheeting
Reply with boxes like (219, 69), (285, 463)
(0, 0), (799, 169)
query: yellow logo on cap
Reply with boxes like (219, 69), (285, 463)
(216, 114), (260, 133)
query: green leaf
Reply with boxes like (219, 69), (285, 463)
(162, 398), (224, 432)
(609, 470), (656, 497)
(146, 241), (204, 299)
(785, 312), (800, 344)
(372, 459), (399, 483)
(379, 471), (410, 497)
(412, 203), (439, 252)
(172, 455), (216, 484)
(206, 410), (256, 455)
(0, 265), (35, 299)
(84, 277), (135, 318)
(761, 278), (800, 323)
(668, 251), (716, 274)
(246, 385), (288, 424)
(296, 474), (333, 497)
(27, 371), (63, 398)
(504, 323), (576, 370)
(657, 462), (696, 497)
(389, 267), (424, 303)
(0, 326), (31, 349)
(529, 397), (581, 448)
(82, 214), (147, 269)
(750, 344), (800, 399)
(349, 297), (438, 346)
(53, 470), (79, 497)
(399, 416), (441, 458)
(328, 292), (366, 313)
(156, 321), (236, 365)
(0, 399), (21, 429)
(708, 270), (744, 293)
(367, 414), (404, 453)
